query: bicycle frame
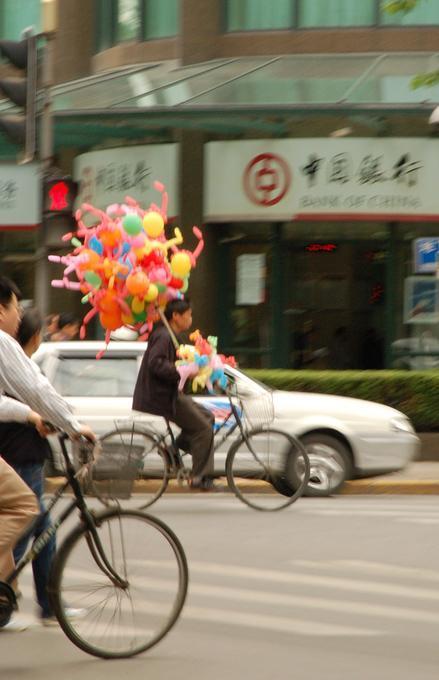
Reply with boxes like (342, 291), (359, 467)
(5, 434), (127, 591)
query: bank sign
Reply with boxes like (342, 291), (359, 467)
(204, 139), (438, 221)
(74, 144), (179, 215)
(0, 164), (40, 228)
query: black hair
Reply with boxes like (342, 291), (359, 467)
(57, 312), (79, 329)
(0, 276), (22, 306)
(164, 298), (191, 321)
(17, 307), (43, 348)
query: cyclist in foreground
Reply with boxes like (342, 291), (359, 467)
(0, 276), (96, 629)
(133, 298), (221, 491)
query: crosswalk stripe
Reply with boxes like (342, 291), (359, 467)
(291, 560), (439, 583)
(18, 580), (380, 637)
(141, 559), (439, 603)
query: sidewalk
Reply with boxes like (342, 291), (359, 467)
(45, 463), (439, 496)
(341, 462), (439, 495)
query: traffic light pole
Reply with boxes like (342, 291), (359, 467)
(34, 32), (55, 318)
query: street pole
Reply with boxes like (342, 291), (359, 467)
(34, 31), (55, 318)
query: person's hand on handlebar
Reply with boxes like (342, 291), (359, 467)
(75, 424), (97, 443)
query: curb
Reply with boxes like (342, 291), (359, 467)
(45, 477), (439, 496)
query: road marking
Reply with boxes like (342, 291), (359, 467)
(291, 559), (439, 581)
(142, 559), (439, 603)
(18, 580), (379, 638)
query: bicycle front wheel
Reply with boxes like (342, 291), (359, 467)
(49, 509), (188, 659)
(99, 427), (168, 509)
(226, 427), (310, 511)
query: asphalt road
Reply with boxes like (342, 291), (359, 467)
(4, 494), (439, 680)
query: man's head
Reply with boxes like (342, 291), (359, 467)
(17, 307), (43, 356)
(164, 298), (192, 334)
(57, 312), (80, 340)
(0, 276), (22, 338)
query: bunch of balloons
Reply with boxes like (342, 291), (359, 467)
(49, 181), (204, 350)
(176, 330), (237, 393)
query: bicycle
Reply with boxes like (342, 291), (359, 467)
(0, 432), (188, 659)
(99, 380), (311, 512)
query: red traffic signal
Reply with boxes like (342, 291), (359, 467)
(43, 178), (78, 215)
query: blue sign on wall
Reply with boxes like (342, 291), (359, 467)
(414, 238), (439, 273)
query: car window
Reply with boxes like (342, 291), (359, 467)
(52, 356), (139, 397)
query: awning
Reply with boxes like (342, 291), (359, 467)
(1, 53), (439, 152)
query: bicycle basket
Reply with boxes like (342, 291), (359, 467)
(239, 389), (274, 428)
(76, 435), (144, 500)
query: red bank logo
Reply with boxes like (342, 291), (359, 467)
(243, 153), (291, 207)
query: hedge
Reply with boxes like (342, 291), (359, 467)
(246, 370), (439, 432)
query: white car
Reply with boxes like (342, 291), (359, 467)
(33, 341), (420, 496)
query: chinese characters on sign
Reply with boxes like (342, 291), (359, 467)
(301, 151), (422, 188)
(74, 144), (179, 215)
(204, 139), (436, 221)
(413, 238), (439, 274)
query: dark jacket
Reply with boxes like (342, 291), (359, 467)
(0, 420), (51, 467)
(132, 323), (180, 420)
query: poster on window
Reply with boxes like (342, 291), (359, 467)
(236, 254), (265, 305)
(404, 276), (439, 324)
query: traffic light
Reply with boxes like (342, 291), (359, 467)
(0, 35), (37, 163)
(43, 177), (79, 216)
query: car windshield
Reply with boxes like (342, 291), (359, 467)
(52, 356), (139, 397)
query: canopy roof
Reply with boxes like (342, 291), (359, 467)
(1, 53), (439, 152)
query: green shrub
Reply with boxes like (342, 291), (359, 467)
(245, 370), (439, 431)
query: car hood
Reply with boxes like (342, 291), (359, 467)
(272, 389), (406, 422)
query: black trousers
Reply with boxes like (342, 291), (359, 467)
(172, 393), (215, 479)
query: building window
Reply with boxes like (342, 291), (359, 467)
(225, 0), (294, 31)
(0, 0), (40, 40)
(144, 0), (179, 39)
(298, 0), (375, 28)
(116, 0), (141, 42)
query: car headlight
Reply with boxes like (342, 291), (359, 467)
(390, 417), (415, 434)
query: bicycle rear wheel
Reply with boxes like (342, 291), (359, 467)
(49, 509), (188, 659)
(226, 427), (310, 511)
(99, 427), (168, 508)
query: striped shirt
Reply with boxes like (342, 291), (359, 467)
(0, 329), (81, 437)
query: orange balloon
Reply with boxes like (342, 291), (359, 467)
(99, 289), (119, 313)
(99, 309), (122, 331)
(78, 249), (101, 272)
(126, 270), (149, 297)
(99, 228), (122, 249)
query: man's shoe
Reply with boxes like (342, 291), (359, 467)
(190, 477), (226, 492)
(41, 607), (86, 627)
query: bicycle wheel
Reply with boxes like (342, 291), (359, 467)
(49, 508), (188, 659)
(99, 427), (168, 508)
(226, 427), (310, 511)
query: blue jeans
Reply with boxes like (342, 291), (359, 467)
(13, 463), (56, 618)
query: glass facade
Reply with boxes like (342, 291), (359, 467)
(0, 0), (40, 39)
(298, 0), (375, 28)
(144, 0), (179, 39)
(224, 0), (439, 31)
(226, 0), (294, 31)
(116, 0), (141, 41)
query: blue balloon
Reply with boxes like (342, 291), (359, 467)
(89, 236), (103, 255)
(121, 241), (131, 255)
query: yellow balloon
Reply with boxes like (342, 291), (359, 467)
(171, 252), (191, 278)
(144, 283), (159, 302)
(143, 211), (164, 238)
(122, 312), (135, 325)
(131, 296), (145, 314)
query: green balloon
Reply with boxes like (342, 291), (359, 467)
(123, 214), (143, 236)
(84, 271), (102, 289)
(133, 310), (146, 322)
(156, 283), (167, 293)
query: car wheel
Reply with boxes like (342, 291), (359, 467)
(300, 433), (352, 497)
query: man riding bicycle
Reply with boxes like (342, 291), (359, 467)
(133, 298), (222, 491)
